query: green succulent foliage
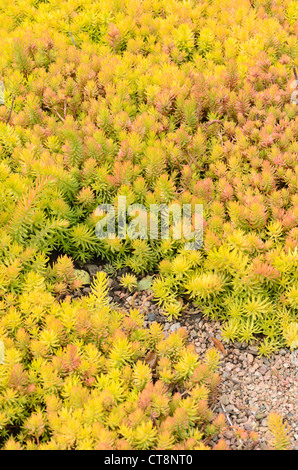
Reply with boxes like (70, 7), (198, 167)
(0, 0), (296, 398)
(0, 0), (297, 454)
(0, 272), (228, 450)
(119, 273), (138, 292)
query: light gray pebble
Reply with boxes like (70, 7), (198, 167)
(247, 353), (254, 364)
(169, 322), (181, 332)
(221, 394), (230, 406)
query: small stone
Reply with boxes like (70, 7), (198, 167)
(259, 366), (268, 375)
(221, 394), (230, 406)
(248, 346), (258, 355)
(243, 422), (253, 432)
(247, 353), (254, 364)
(148, 313), (156, 322)
(226, 405), (236, 413)
(170, 323), (181, 333)
(86, 264), (103, 276)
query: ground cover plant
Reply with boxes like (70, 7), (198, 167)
(0, 271), (292, 449)
(0, 0), (297, 450)
(0, 271), (230, 449)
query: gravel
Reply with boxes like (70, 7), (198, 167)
(72, 268), (298, 451)
(113, 287), (298, 450)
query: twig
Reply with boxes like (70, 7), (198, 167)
(220, 400), (243, 445)
(204, 119), (223, 127)
(6, 95), (15, 125)
(140, 293), (154, 310)
(271, 368), (289, 386)
(129, 291), (139, 307)
(220, 400), (234, 428)
(180, 390), (190, 398)
(186, 151), (201, 168)
(43, 102), (65, 122)
(69, 32), (77, 48)
(293, 65), (297, 81)
(53, 108), (65, 122)
(118, 291), (129, 300)
(218, 131), (224, 145)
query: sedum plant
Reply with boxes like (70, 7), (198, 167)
(267, 412), (292, 450)
(0, 0), (296, 358)
(0, 272), (230, 450)
(0, 1), (296, 452)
